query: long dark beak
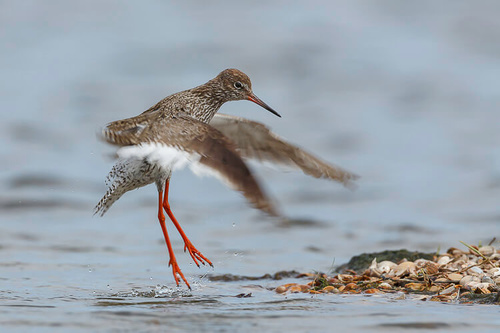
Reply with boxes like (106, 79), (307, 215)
(248, 93), (281, 118)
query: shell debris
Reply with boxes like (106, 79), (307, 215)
(275, 241), (500, 304)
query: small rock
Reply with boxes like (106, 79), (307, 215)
(394, 261), (416, 277)
(488, 267), (500, 277)
(405, 282), (424, 291)
(423, 262), (439, 275)
(365, 288), (382, 294)
(379, 282), (392, 290)
(437, 255), (452, 266)
(440, 285), (457, 295)
(481, 276), (495, 284)
(322, 286), (339, 293)
(428, 285), (440, 292)
(467, 266), (484, 276)
(289, 285), (303, 293)
(446, 273), (463, 281)
(275, 285), (288, 293)
(478, 245), (496, 257)
(459, 275), (480, 288)
(378, 260), (397, 273)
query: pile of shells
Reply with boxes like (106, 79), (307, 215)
(275, 242), (500, 303)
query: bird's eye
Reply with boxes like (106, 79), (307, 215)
(234, 81), (243, 89)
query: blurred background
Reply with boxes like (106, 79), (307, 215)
(1, 0), (499, 330)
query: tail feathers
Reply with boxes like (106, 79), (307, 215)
(94, 186), (123, 217)
(95, 163), (125, 216)
(95, 158), (159, 217)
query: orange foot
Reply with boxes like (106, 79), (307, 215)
(184, 240), (213, 267)
(169, 259), (191, 290)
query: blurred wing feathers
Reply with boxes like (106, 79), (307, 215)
(210, 113), (359, 188)
(101, 113), (278, 216)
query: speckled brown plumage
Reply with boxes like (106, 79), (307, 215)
(95, 69), (280, 218)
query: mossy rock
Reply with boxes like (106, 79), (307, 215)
(337, 249), (435, 273)
(459, 292), (500, 305)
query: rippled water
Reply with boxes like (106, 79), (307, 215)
(1, 1), (500, 331)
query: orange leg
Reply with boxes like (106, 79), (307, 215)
(157, 190), (191, 289)
(163, 180), (213, 268)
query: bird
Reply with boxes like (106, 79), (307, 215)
(95, 68), (358, 289)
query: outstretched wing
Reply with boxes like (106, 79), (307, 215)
(209, 114), (359, 188)
(101, 112), (278, 216)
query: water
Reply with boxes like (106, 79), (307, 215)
(1, 1), (500, 331)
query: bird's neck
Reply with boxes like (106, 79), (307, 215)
(183, 81), (226, 123)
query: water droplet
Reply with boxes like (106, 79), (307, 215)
(232, 223), (236, 227)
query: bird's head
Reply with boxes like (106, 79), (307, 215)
(216, 68), (281, 117)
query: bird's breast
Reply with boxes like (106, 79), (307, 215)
(116, 143), (199, 172)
